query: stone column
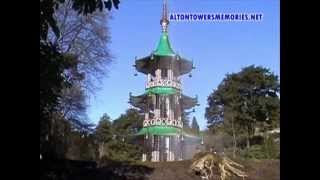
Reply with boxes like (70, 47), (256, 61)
(155, 136), (160, 162)
(142, 134), (147, 162)
(165, 136), (170, 161)
(166, 96), (170, 118)
(147, 73), (151, 82)
(151, 135), (155, 162)
(169, 136), (175, 161)
(168, 69), (172, 80)
(155, 69), (161, 80)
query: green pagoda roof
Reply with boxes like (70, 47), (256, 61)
(146, 86), (177, 95)
(136, 126), (181, 136)
(154, 32), (175, 56)
(136, 126), (202, 138)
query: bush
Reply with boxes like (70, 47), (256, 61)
(101, 140), (142, 162)
(240, 145), (265, 159)
(261, 137), (279, 159)
(240, 137), (279, 159)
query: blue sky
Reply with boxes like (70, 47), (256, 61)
(87, 0), (280, 130)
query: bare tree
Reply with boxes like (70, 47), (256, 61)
(58, 84), (88, 126)
(46, 0), (113, 132)
(48, 0), (113, 93)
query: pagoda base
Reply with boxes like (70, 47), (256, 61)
(142, 134), (183, 162)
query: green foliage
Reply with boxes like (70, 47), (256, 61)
(240, 145), (265, 159)
(40, 43), (70, 119)
(113, 108), (143, 136)
(66, 131), (97, 160)
(72, 0), (120, 15)
(95, 113), (113, 143)
(205, 65), (280, 148)
(191, 116), (200, 135)
(102, 140), (142, 162)
(111, 109), (143, 161)
(240, 137), (279, 159)
(40, 0), (119, 40)
(40, 42), (73, 159)
(94, 109), (143, 162)
(261, 137), (279, 159)
(40, 0), (119, 160)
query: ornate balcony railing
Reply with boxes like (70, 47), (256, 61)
(143, 117), (183, 128)
(146, 78), (181, 90)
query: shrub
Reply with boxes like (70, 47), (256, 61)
(261, 137), (279, 159)
(240, 137), (279, 159)
(240, 145), (265, 159)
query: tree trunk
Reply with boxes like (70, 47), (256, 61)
(231, 116), (237, 158)
(263, 131), (269, 158)
(98, 142), (105, 159)
(246, 128), (251, 149)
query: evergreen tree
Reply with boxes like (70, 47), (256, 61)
(94, 109), (143, 161)
(95, 113), (113, 159)
(112, 108), (143, 137)
(191, 116), (200, 134)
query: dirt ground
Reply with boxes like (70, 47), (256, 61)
(140, 159), (279, 180)
(238, 159), (280, 180)
(40, 158), (279, 180)
(139, 160), (202, 180)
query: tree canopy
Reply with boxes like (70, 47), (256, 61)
(205, 65), (280, 148)
(40, 0), (120, 160)
(191, 116), (200, 134)
(95, 113), (113, 143)
(94, 109), (143, 161)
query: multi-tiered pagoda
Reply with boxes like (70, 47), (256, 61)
(129, 0), (198, 162)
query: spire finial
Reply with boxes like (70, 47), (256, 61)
(160, 0), (169, 32)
